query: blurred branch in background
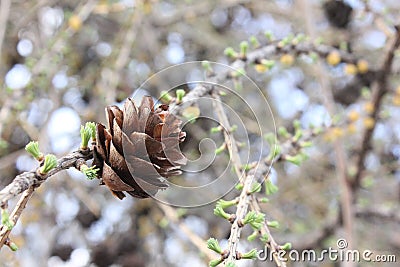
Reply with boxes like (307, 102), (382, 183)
(0, 0), (11, 72)
(352, 26), (400, 191)
(159, 204), (215, 261)
(94, 9), (138, 104)
(300, 1), (355, 261)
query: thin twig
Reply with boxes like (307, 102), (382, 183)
(351, 25), (400, 191)
(211, 88), (287, 266)
(0, 149), (92, 249)
(251, 129), (320, 265)
(224, 167), (259, 263)
(250, 200), (286, 266)
(355, 206), (400, 223)
(151, 0), (249, 27)
(170, 37), (356, 116)
(294, 205), (400, 251)
(212, 92), (243, 180)
(0, 186), (35, 247)
(362, 1), (395, 37)
(300, 0), (354, 260)
(199, 47), (330, 265)
(158, 204), (215, 261)
(208, 53), (326, 266)
(0, 0), (97, 146)
(0, 149), (92, 206)
(31, 0), (97, 76)
(211, 89), (247, 263)
(95, 9), (139, 104)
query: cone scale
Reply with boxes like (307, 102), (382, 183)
(93, 96), (187, 199)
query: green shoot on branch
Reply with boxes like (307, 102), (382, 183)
(1, 209), (14, 230)
(176, 89), (185, 103)
(25, 141), (43, 161)
(39, 154), (57, 174)
(81, 164), (99, 180)
(240, 248), (258, 259)
(207, 238), (222, 254)
(160, 90), (173, 102)
(80, 122), (96, 149)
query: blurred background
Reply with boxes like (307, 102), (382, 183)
(0, 0), (400, 266)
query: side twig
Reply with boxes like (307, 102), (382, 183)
(224, 165), (268, 263)
(0, 186), (34, 248)
(211, 88), (287, 266)
(355, 206), (400, 223)
(158, 204), (215, 261)
(95, 9), (139, 104)
(0, 149), (92, 249)
(351, 25), (400, 191)
(300, 0), (354, 257)
(0, 149), (92, 206)
(250, 200), (286, 266)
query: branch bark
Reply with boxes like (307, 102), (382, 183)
(0, 149), (93, 207)
(0, 186), (35, 248)
(351, 25), (400, 191)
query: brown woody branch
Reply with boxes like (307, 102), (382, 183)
(0, 187), (35, 249)
(224, 164), (269, 263)
(0, 149), (92, 249)
(351, 25), (400, 191)
(158, 204), (216, 261)
(0, 149), (92, 207)
(220, 115), (319, 265)
(293, 205), (400, 251)
(170, 35), (357, 117)
(355, 206), (400, 223)
(209, 87), (289, 266)
(250, 200), (288, 266)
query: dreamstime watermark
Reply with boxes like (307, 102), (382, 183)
(257, 238), (397, 263)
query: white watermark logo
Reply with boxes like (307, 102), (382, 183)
(257, 238), (397, 263)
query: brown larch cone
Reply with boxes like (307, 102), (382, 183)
(93, 96), (187, 199)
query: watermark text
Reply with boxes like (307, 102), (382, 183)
(257, 239), (397, 263)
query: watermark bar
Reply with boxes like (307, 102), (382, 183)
(257, 238), (397, 263)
